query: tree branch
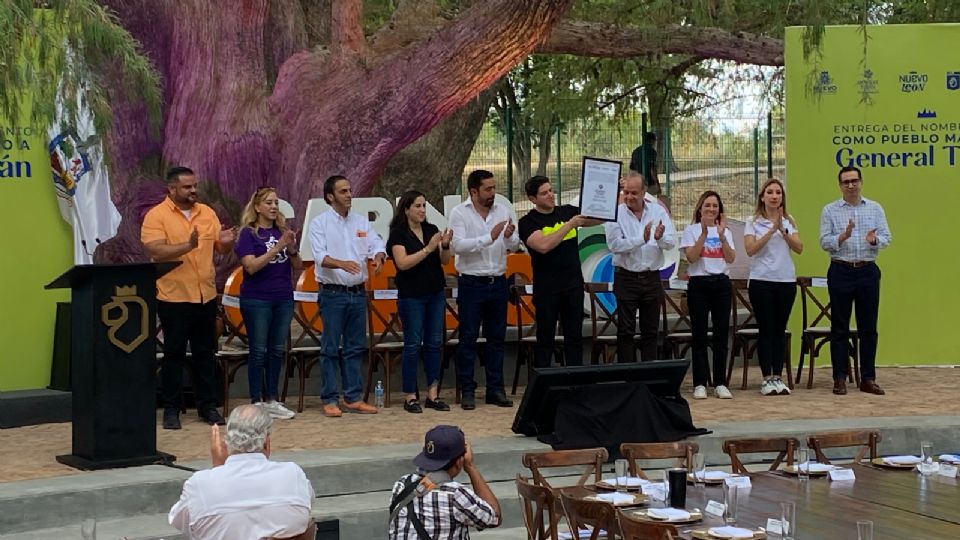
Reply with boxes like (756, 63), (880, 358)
(539, 22), (784, 66)
(271, 0), (575, 204)
(330, 0), (365, 54)
(369, 0), (446, 56)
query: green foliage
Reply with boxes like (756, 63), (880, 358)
(0, 0), (161, 138)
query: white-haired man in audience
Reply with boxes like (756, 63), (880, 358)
(169, 404), (315, 539)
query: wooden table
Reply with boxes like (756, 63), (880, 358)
(666, 465), (960, 539)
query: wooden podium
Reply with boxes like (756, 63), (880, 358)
(45, 263), (179, 470)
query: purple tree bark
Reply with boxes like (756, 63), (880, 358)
(98, 0), (574, 262)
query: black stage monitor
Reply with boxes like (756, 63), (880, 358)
(511, 359), (690, 437)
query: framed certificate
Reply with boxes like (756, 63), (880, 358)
(579, 156), (622, 221)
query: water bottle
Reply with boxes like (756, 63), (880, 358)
(374, 380), (385, 408)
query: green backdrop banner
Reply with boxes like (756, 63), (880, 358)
(786, 23), (960, 365)
(1, 110), (73, 390)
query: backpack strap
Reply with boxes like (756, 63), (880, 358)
(388, 475), (433, 540)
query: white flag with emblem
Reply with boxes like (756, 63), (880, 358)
(48, 82), (121, 265)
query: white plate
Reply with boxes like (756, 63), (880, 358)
(647, 508), (691, 521)
(708, 526), (756, 539)
(598, 476), (649, 488)
(883, 455), (922, 465)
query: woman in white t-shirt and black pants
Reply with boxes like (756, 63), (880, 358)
(681, 191), (737, 400)
(744, 178), (803, 396)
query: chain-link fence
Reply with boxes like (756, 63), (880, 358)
(461, 110), (785, 225)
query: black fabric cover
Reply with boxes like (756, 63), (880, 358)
(546, 381), (708, 458)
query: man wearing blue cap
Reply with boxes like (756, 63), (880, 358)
(388, 425), (501, 539)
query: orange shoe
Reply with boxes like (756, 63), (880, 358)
(343, 400), (378, 414)
(323, 403), (343, 417)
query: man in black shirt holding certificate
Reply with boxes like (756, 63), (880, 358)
(518, 176), (600, 368)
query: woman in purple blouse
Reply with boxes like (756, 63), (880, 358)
(235, 188), (300, 419)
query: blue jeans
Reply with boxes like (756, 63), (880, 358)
(319, 288), (367, 404)
(398, 290), (445, 394)
(240, 298), (294, 402)
(456, 275), (508, 395)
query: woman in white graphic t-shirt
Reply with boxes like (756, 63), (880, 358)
(680, 191), (736, 401)
(744, 178), (803, 397)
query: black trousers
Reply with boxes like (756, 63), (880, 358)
(748, 280), (796, 377)
(688, 275), (730, 387)
(613, 268), (662, 363)
(532, 286), (584, 368)
(827, 262), (881, 380)
(157, 300), (218, 412)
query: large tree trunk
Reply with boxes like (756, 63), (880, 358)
(92, 0), (785, 264)
(97, 0), (573, 262)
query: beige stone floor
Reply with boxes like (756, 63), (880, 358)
(1, 366), (956, 483)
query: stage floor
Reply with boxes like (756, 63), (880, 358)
(1, 365), (956, 483)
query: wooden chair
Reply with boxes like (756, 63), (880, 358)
(559, 491), (621, 540)
(660, 281), (697, 360)
(722, 437), (799, 474)
(517, 474), (560, 540)
(794, 277), (860, 389)
(268, 519), (316, 540)
(522, 448), (609, 490)
(807, 429), (881, 464)
(282, 264), (323, 413)
(617, 509), (676, 540)
(216, 267), (250, 417)
(619, 442), (698, 479)
(511, 276), (565, 395)
(364, 287), (403, 407)
(584, 282), (618, 364)
(726, 279), (793, 391)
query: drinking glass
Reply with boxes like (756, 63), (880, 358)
(780, 501), (796, 540)
(693, 452), (706, 488)
(857, 520), (874, 540)
(920, 441), (936, 476)
(80, 518), (97, 540)
(796, 448), (810, 482)
(615, 459), (629, 492)
(723, 482), (738, 524)
(662, 469), (670, 504)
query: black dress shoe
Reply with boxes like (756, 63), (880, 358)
(485, 391), (514, 407)
(404, 399), (423, 413)
(199, 408), (226, 426)
(424, 398), (450, 411)
(163, 409), (181, 430)
(461, 393), (476, 410)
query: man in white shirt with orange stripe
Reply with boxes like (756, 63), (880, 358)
(449, 170), (519, 410)
(308, 175), (386, 417)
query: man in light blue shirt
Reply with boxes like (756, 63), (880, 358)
(819, 166), (891, 396)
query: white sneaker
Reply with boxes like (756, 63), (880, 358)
(760, 379), (778, 396)
(693, 385), (708, 400)
(262, 400), (295, 419)
(774, 378), (791, 395)
(715, 385), (733, 399)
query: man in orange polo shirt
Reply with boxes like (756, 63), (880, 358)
(142, 166), (237, 429)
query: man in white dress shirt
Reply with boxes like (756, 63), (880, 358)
(169, 404), (314, 540)
(449, 170), (519, 410)
(604, 173), (676, 362)
(309, 175), (386, 417)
